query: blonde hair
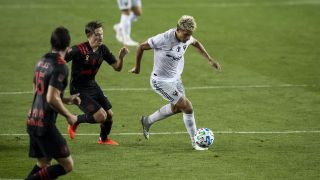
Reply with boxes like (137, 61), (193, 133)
(177, 15), (197, 31)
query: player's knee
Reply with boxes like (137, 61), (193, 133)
(183, 107), (193, 114)
(179, 100), (193, 114)
(181, 104), (193, 114)
(36, 158), (51, 168)
(62, 159), (74, 173)
(185, 101), (194, 113)
(132, 7), (142, 16)
(94, 109), (107, 123)
(133, 10), (142, 16)
(121, 9), (130, 15)
(135, 12), (142, 16)
(36, 162), (50, 168)
(107, 111), (113, 120)
(172, 105), (181, 114)
(105, 109), (114, 122)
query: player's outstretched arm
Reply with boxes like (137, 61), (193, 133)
(191, 38), (221, 71)
(47, 85), (77, 125)
(112, 47), (129, 71)
(129, 41), (152, 74)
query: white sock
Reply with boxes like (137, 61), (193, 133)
(183, 113), (197, 143)
(129, 12), (139, 23)
(119, 14), (132, 40)
(148, 104), (174, 125)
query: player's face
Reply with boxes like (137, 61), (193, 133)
(88, 27), (104, 48)
(176, 29), (193, 43)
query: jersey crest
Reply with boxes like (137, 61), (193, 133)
(77, 43), (90, 61)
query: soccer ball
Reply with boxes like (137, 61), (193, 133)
(194, 128), (214, 148)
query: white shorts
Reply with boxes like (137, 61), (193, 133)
(117, 0), (142, 10)
(150, 78), (185, 105)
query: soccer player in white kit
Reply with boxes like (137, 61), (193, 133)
(130, 15), (221, 150)
(114, 0), (142, 46)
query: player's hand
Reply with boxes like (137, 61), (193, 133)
(67, 114), (77, 125)
(129, 66), (140, 74)
(70, 93), (81, 106)
(209, 59), (221, 71)
(119, 47), (129, 59)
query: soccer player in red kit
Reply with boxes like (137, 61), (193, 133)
(26, 26), (80, 179)
(65, 21), (129, 145)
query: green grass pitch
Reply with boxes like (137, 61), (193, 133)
(0, 0), (319, 179)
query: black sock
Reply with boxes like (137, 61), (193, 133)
(100, 119), (113, 141)
(46, 164), (67, 179)
(26, 164), (67, 180)
(77, 114), (96, 124)
(26, 165), (41, 178)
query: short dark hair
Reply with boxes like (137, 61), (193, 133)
(50, 26), (71, 51)
(85, 21), (103, 37)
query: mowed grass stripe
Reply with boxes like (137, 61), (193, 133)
(0, 84), (318, 95)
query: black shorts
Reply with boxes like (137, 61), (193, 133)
(76, 87), (112, 115)
(28, 125), (70, 159)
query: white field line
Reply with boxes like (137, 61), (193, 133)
(1, 130), (320, 136)
(0, 1), (320, 9)
(148, 1), (320, 8)
(0, 84), (318, 95)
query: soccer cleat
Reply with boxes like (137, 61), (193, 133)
(123, 38), (139, 46)
(193, 145), (209, 151)
(67, 123), (78, 140)
(140, 116), (150, 140)
(192, 141), (208, 151)
(98, 137), (119, 145)
(113, 24), (123, 43)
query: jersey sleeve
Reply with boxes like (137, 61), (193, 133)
(65, 46), (79, 62)
(49, 64), (68, 91)
(147, 32), (166, 49)
(102, 45), (117, 65)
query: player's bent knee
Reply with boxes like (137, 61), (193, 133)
(36, 162), (50, 168)
(37, 158), (51, 168)
(106, 110), (113, 120)
(132, 7), (142, 16)
(172, 105), (182, 114)
(63, 164), (73, 173)
(134, 11), (142, 16)
(94, 109), (107, 123)
(185, 100), (193, 113)
(176, 97), (193, 113)
(121, 9), (130, 15)
(63, 159), (74, 173)
(179, 104), (193, 114)
(180, 103), (193, 114)
(57, 157), (74, 173)
(183, 107), (193, 114)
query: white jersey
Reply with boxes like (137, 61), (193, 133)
(147, 28), (195, 82)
